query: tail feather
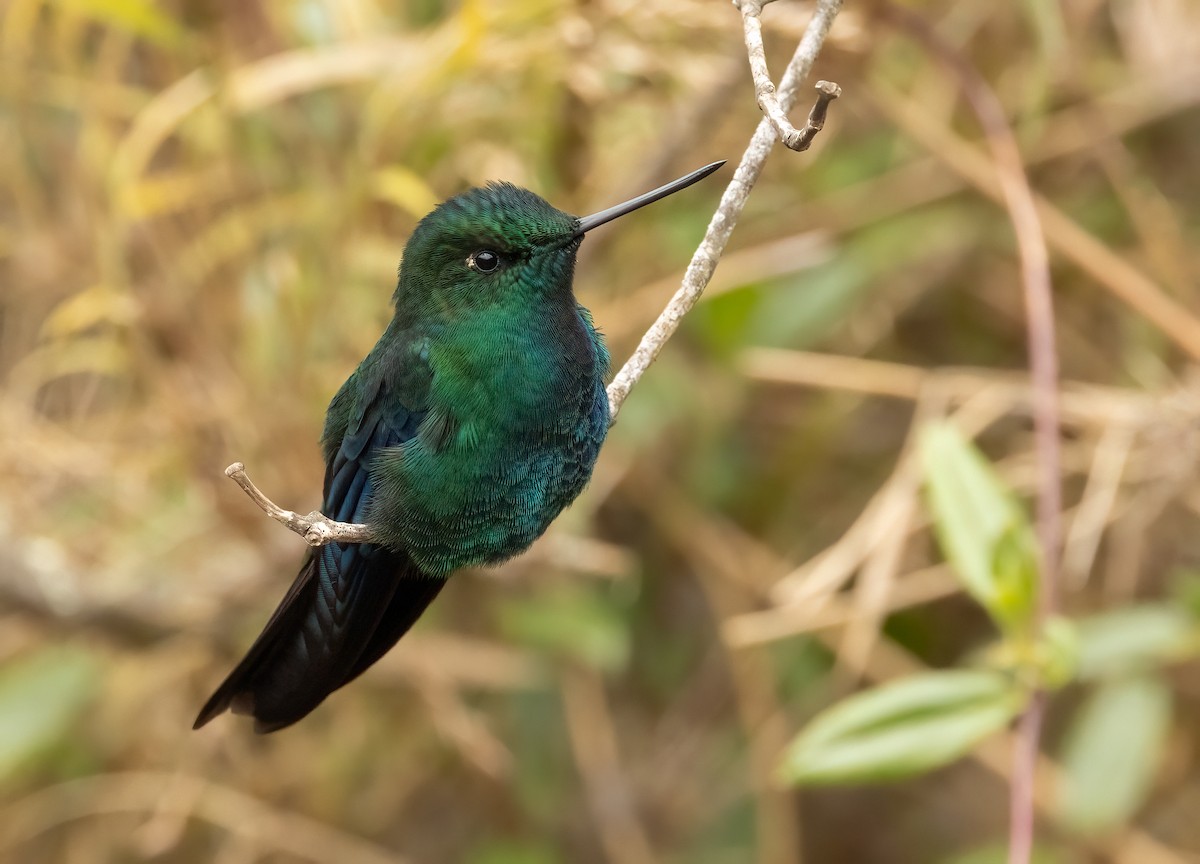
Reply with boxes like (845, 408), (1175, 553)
(193, 544), (443, 733)
(336, 576), (445, 688)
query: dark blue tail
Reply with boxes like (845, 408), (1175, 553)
(193, 543), (444, 733)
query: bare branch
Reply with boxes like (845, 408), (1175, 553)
(224, 462), (374, 546)
(735, 0), (842, 151)
(607, 0), (843, 419)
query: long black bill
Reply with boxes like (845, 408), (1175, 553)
(574, 160), (726, 237)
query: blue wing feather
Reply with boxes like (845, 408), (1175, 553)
(194, 373), (443, 733)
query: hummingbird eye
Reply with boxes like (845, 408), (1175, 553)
(467, 250), (501, 273)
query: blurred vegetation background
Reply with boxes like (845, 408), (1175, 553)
(3, 0), (1200, 862)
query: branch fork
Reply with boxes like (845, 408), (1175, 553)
(735, 0), (842, 151)
(224, 462), (374, 546)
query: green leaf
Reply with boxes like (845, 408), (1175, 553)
(778, 670), (1025, 785)
(920, 422), (1039, 631)
(0, 647), (99, 782)
(1074, 604), (1199, 681)
(1056, 675), (1171, 835)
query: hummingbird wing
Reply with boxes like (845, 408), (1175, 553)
(194, 368), (443, 733)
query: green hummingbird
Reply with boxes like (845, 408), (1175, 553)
(193, 161), (724, 732)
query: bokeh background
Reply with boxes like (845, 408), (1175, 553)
(3, 0), (1200, 862)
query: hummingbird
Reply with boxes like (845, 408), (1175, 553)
(194, 161), (724, 732)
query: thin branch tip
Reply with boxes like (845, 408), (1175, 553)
(224, 460), (375, 547)
(737, 0), (842, 151)
(781, 79), (842, 151)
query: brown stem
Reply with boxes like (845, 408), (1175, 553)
(878, 6), (1062, 863)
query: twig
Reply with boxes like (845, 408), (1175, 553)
(735, 0), (841, 150)
(224, 0), (843, 542)
(607, 0), (843, 418)
(878, 7), (1061, 864)
(223, 462), (374, 545)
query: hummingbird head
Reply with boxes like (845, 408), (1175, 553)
(393, 161), (725, 320)
(394, 183), (579, 318)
